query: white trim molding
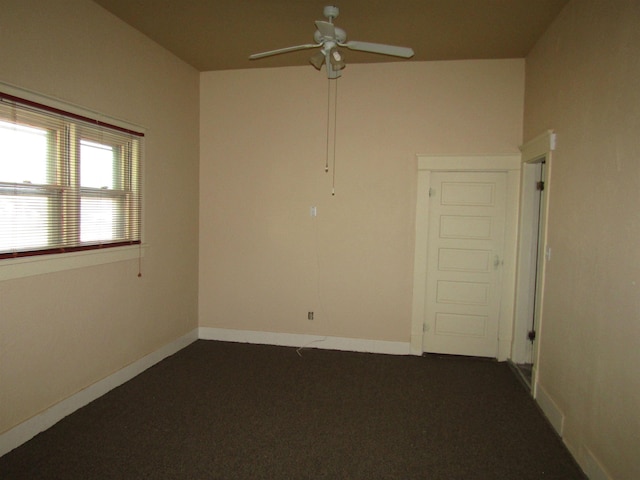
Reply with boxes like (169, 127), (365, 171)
(582, 447), (613, 480)
(514, 130), (555, 396)
(0, 328), (409, 458)
(534, 382), (565, 436)
(520, 130), (556, 160)
(417, 154), (522, 172)
(0, 329), (198, 457)
(198, 327), (411, 356)
(0, 244), (148, 282)
(0, 80), (146, 134)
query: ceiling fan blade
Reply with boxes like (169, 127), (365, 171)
(315, 20), (336, 39)
(249, 43), (320, 60)
(341, 41), (415, 58)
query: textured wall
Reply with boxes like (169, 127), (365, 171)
(524, 0), (640, 477)
(0, 0), (200, 434)
(199, 60), (524, 342)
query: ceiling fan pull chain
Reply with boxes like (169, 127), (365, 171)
(325, 77), (331, 173)
(332, 78), (338, 196)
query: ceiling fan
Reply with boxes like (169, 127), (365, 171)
(249, 5), (415, 79)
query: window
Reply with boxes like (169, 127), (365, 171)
(0, 92), (143, 259)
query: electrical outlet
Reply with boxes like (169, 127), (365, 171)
(307, 311), (314, 320)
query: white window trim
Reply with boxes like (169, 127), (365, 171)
(0, 82), (146, 281)
(0, 244), (148, 281)
(0, 81), (145, 137)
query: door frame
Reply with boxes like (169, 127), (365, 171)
(512, 131), (555, 396)
(410, 155), (521, 360)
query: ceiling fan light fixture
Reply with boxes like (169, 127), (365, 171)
(309, 51), (325, 70)
(249, 6), (414, 79)
(329, 47), (345, 70)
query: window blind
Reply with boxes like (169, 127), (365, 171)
(0, 92), (143, 259)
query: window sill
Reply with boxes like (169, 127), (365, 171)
(0, 244), (147, 281)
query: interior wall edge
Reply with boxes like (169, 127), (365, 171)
(534, 380), (565, 436)
(582, 446), (614, 480)
(198, 327), (411, 356)
(0, 329), (199, 458)
(535, 380), (613, 480)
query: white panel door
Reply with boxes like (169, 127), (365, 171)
(423, 172), (507, 358)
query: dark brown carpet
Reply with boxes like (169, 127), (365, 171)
(0, 340), (586, 479)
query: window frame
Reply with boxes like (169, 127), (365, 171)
(0, 84), (145, 280)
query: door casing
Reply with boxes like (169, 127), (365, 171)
(411, 155), (521, 360)
(513, 131), (555, 396)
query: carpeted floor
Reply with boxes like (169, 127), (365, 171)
(0, 340), (586, 479)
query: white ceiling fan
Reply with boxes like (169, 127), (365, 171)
(249, 5), (415, 79)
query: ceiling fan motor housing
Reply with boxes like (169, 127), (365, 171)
(249, 5), (414, 79)
(323, 5), (340, 20)
(314, 27), (347, 44)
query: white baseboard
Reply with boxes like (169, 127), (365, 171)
(0, 329), (198, 457)
(198, 327), (411, 356)
(582, 446), (612, 480)
(534, 382), (565, 436)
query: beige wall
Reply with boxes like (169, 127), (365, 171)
(5, 1), (635, 476)
(525, 0), (640, 477)
(0, 1), (200, 433)
(199, 60), (524, 342)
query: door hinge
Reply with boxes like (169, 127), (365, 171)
(428, 187), (435, 197)
(527, 330), (536, 341)
(536, 181), (545, 191)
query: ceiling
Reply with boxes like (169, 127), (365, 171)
(92, 0), (569, 72)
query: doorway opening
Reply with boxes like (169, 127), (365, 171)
(511, 131), (555, 396)
(516, 160), (544, 386)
